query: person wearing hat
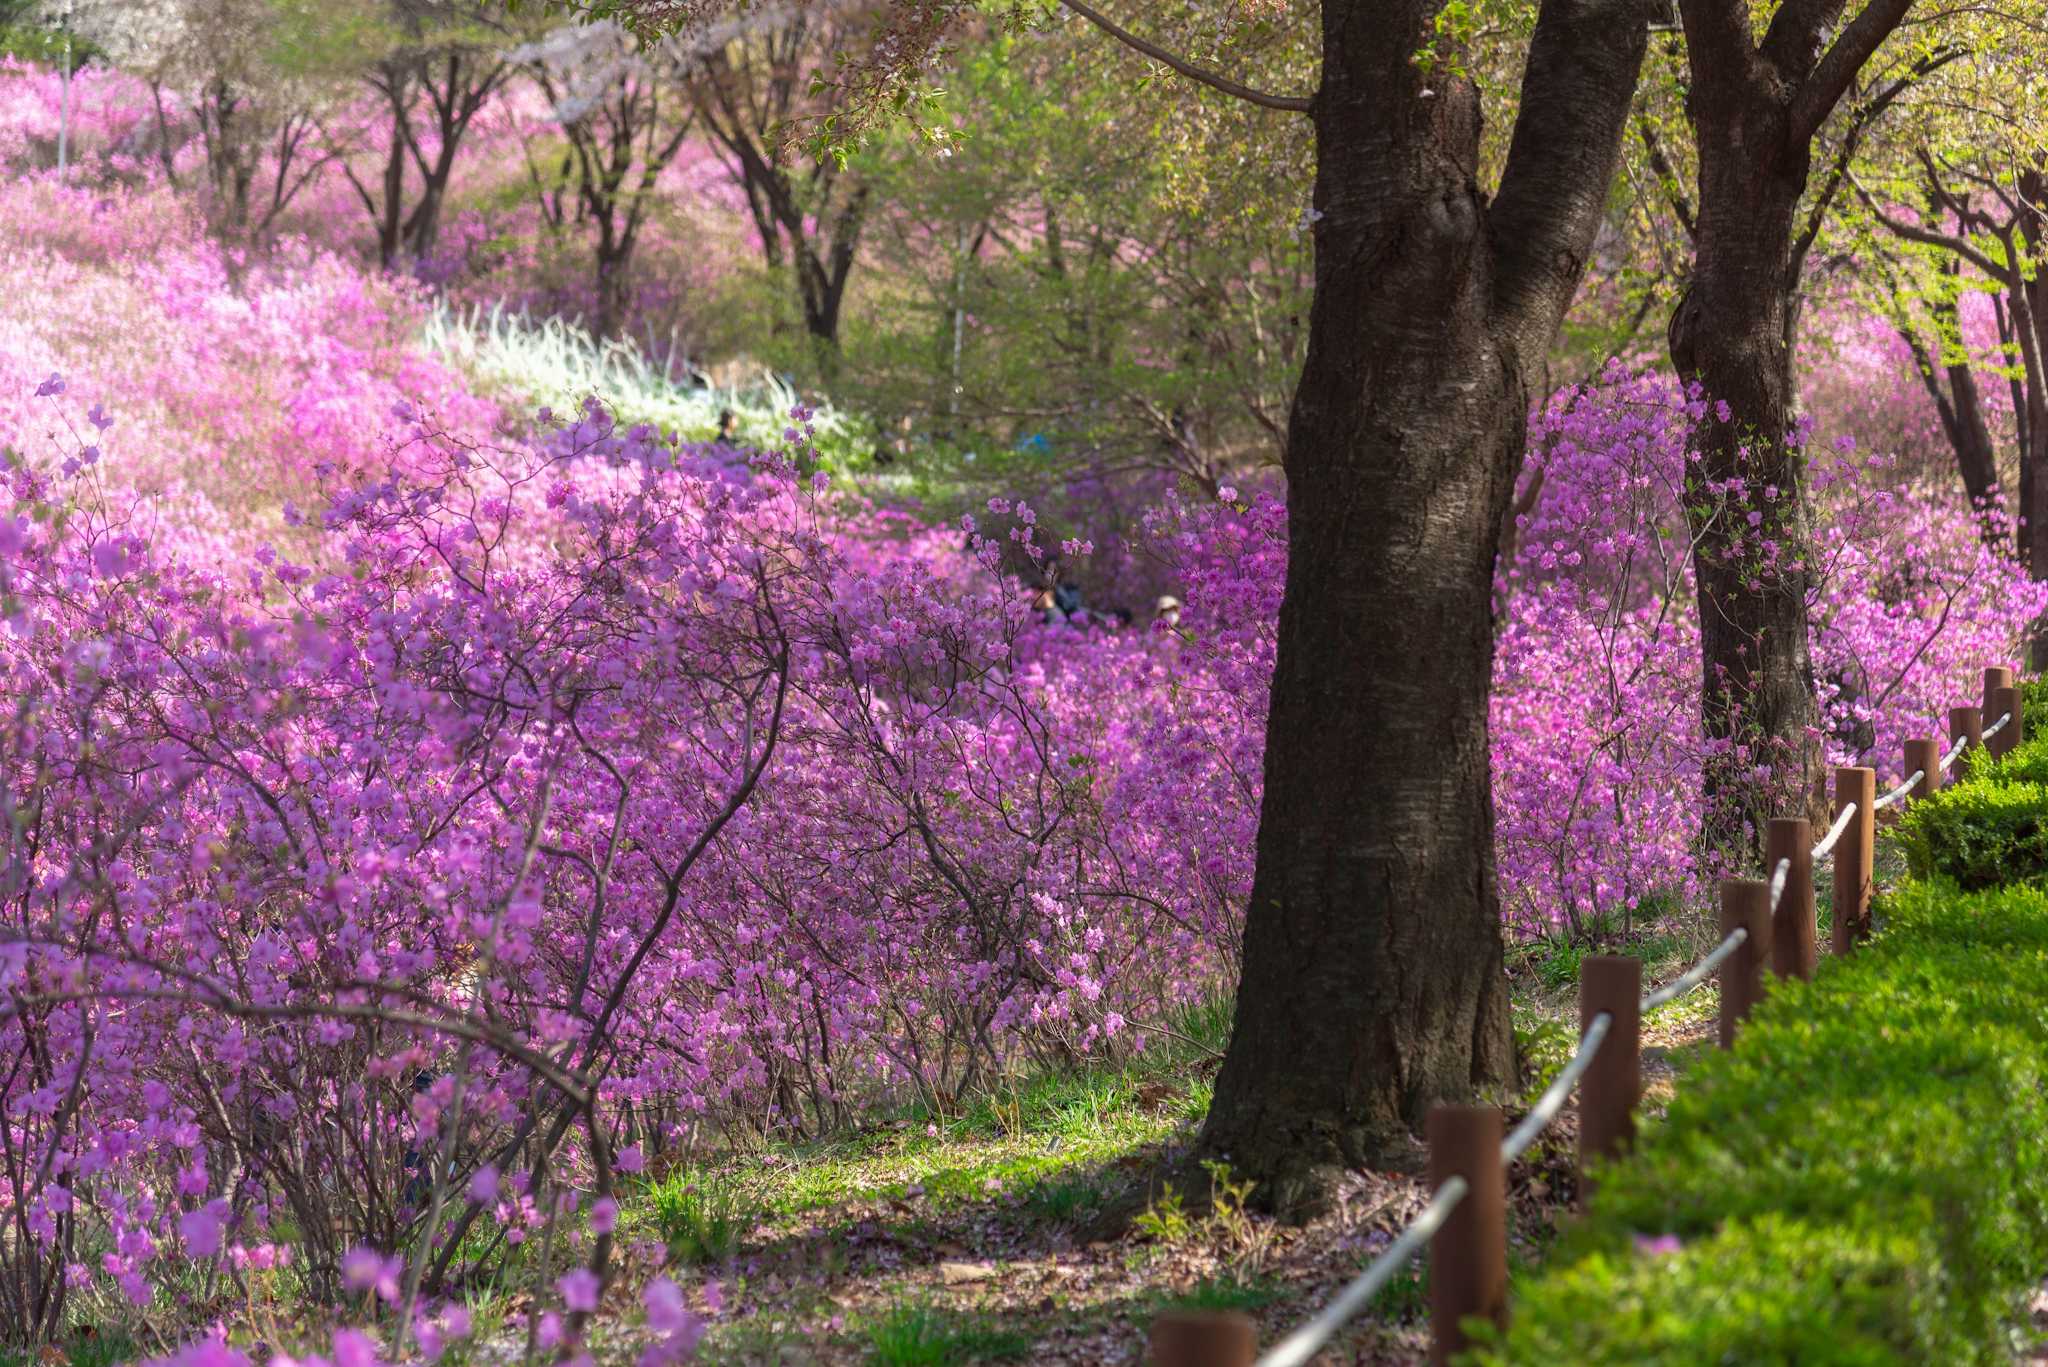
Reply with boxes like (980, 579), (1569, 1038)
(1154, 595), (1182, 629)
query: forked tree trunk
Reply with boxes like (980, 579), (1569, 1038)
(1668, 154), (1825, 849)
(1197, 0), (1653, 1216)
(1671, 0), (1917, 852)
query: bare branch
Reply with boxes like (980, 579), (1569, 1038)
(1057, 0), (1312, 113)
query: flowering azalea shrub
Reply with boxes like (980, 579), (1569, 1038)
(0, 376), (1277, 1354)
(1493, 363), (2046, 933)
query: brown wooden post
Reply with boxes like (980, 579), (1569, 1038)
(1149, 1312), (1255, 1367)
(1949, 705), (1983, 784)
(1984, 665), (2015, 722)
(1766, 817), (1814, 980)
(1829, 767), (1875, 954)
(1578, 956), (1641, 1191)
(1718, 878), (1770, 1048)
(1429, 1105), (1507, 1365)
(1905, 737), (1940, 799)
(1990, 684), (2024, 761)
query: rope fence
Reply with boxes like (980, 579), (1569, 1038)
(1151, 665), (2027, 1367)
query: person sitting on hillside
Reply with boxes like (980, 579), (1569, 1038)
(1029, 584), (1064, 625)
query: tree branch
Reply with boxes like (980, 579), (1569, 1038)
(1057, 0), (1312, 113)
(1489, 0), (1657, 347)
(1759, 0), (1846, 78)
(1848, 168), (2004, 276)
(1789, 0), (1918, 143)
(1787, 47), (1956, 289)
(1636, 117), (1696, 239)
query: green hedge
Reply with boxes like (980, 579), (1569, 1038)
(1896, 679), (2048, 889)
(1481, 706), (2048, 1364)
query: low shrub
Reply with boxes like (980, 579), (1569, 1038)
(1896, 775), (2048, 888)
(1475, 878), (2048, 1364)
(1897, 689), (2048, 888)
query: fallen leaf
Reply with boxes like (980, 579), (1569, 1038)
(939, 1260), (996, 1285)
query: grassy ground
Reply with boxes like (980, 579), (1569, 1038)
(609, 824), (1925, 1365)
(579, 903), (1753, 1365)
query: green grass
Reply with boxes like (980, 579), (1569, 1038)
(648, 1166), (753, 1264)
(1371, 1260), (1428, 1323)
(0, 1333), (136, 1367)
(610, 992), (1233, 1310)
(862, 1301), (1033, 1365)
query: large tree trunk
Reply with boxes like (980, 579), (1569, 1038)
(1198, 0), (1651, 1217)
(1668, 145), (1825, 850)
(1670, 0), (1917, 852)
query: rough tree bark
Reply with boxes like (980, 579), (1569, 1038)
(1196, 0), (1654, 1217)
(1669, 0), (1916, 852)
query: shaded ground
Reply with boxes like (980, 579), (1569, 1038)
(589, 927), (1726, 1366)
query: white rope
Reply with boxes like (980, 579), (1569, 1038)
(1255, 1176), (1469, 1367)
(1872, 770), (1924, 811)
(1939, 732), (1970, 771)
(1985, 709), (2014, 740)
(1765, 856), (1791, 913)
(1642, 925), (1748, 1012)
(1809, 801), (1859, 861)
(1501, 1012), (1612, 1165)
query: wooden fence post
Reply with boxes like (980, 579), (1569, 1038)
(1829, 767), (1875, 953)
(1905, 737), (1940, 798)
(1429, 1105), (1507, 1366)
(1718, 878), (1769, 1048)
(1765, 817), (1814, 980)
(1991, 684), (2024, 761)
(1949, 705), (1983, 784)
(1578, 955), (1641, 1194)
(1149, 1312), (1255, 1367)
(1984, 665), (2015, 723)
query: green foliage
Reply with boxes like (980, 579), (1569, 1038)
(1132, 1184), (1192, 1243)
(862, 1301), (1032, 1366)
(1477, 1215), (1959, 1364)
(1896, 774), (2048, 889)
(1896, 709), (2048, 888)
(647, 1168), (752, 1265)
(1372, 1260), (1428, 1324)
(1479, 868), (2048, 1363)
(2023, 679), (2048, 744)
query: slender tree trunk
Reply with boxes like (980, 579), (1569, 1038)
(1198, 0), (1651, 1216)
(1943, 368), (2002, 519)
(2016, 171), (2048, 663)
(594, 233), (631, 340)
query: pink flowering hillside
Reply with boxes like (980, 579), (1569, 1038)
(2, 11), (2045, 1363)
